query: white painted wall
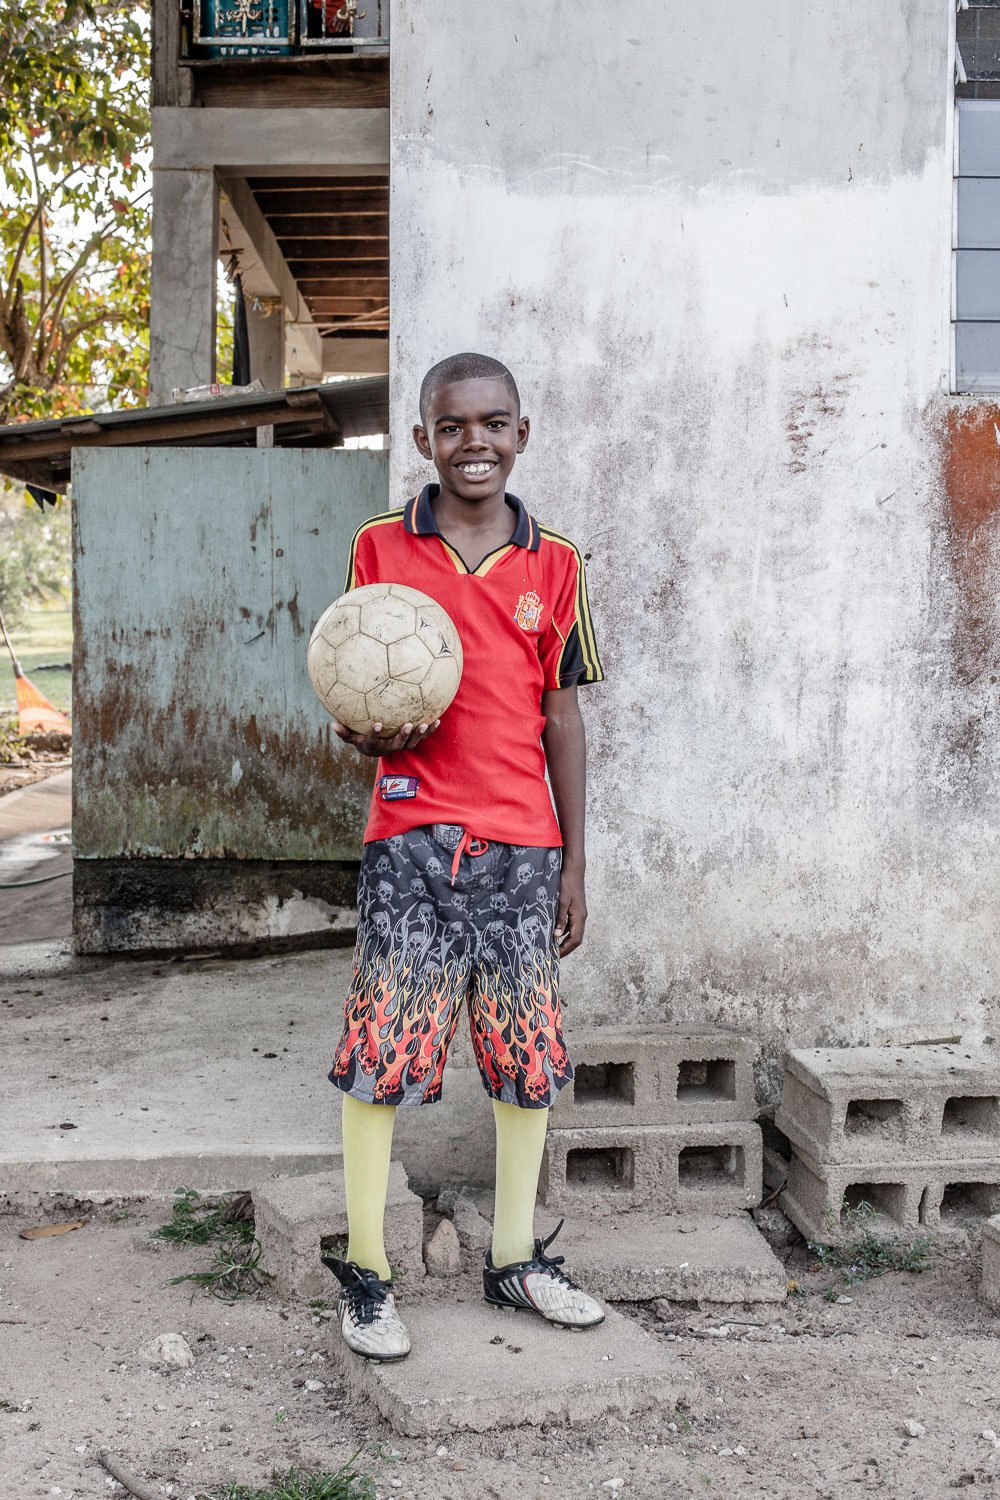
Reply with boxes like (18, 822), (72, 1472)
(389, 0), (995, 1096)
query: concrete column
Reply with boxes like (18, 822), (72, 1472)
(149, 166), (218, 402)
(246, 296), (285, 390)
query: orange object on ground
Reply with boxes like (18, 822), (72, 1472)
(14, 673), (71, 735)
(0, 604), (72, 736)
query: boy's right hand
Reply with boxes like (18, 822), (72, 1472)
(332, 719), (441, 758)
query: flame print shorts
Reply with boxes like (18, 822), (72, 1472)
(328, 824), (573, 1109)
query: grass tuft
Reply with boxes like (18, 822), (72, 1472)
(157, 1188), (269, 1301)
(168, 1235), (273, 1303)
(154, 1187), (255, 1246)
(200, 1456), (375, 1499)
(809, 1199), (932, 1288)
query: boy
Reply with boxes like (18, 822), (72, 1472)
(323, 351), (604, 1360)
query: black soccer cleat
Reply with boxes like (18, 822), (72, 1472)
(321, 1252), (411, 1361)
(483, 1218), (605, 1329)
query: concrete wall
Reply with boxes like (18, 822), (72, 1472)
(72, 448), (386, 952)
(388, 0), (999, 1097)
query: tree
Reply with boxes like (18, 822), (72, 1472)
(0, 482), (72, 628)
(0, 0), (150, 422)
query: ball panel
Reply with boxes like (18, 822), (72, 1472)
(316, 601), (361, 650)
(359, 593), (416, 645)
(335, 634), (390, 694)
(420, 653), (463, 721)
(325, 684), (369, 732)
(365, 675), (425, 733)
(387, 634), (433, 682)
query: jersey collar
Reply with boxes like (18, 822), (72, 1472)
(405, 484), (541, 552)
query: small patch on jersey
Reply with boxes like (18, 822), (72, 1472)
(514, 590), (543, 632)
(379, 775), (419, 801)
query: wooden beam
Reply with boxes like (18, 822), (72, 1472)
(247, 174), (388, 191)
(290, 268), (389, 282)
(253, 189), (387, 216)
(0, 400), (329, 463)
(190, 57), (389, 109)
(267, 213), (388, 237)
(295, 276), (388, 294)
(276, 237), (387, 260)
(301, 299), (387, 315)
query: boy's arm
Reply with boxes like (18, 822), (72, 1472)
(541, 684), (588, 957)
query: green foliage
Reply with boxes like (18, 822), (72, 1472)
(157, 1187), (271, 1301)
(204, 1457), (376, 1500)
(168, 1235), (273, 1302)
(0, 489), (71, 628)
(0, 714), (30, 761)
(0, 0), (151, 420)
(809, 1199), (933, 1288)
(154, 1187), (255, 1246)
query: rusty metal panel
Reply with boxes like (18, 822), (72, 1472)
(72, 446), (388, 860)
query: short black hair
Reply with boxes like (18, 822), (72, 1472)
(418, 352), (520, 427)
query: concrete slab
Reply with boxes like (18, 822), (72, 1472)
(776, 1045), (1000, 1165)
(554, 1211), (787, 1304)
(328, 1299), (694, 1436)
(254, 1162), (424, 1300)
(0, 947), (495, 1200)
(0, 769), (72, 840)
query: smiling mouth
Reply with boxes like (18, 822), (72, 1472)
(456, 461), (496, 476)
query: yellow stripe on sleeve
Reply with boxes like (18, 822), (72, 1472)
(538, 527), (605, 683)
(343, 508), (405, 594)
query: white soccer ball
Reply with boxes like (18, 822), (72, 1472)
(307, 582), (463, 735)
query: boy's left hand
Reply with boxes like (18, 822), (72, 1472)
(554, 865), (587, 957)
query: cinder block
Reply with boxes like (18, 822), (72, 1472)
(328, 1300), (695, 1436)
(552, 1211), (787, 1304)
(555, 1025), (756, 1128)
(981, 1216), (1000, 1311)
(781, 1144), (1000, 1246)
(775, 1045), (1000, 1166)
(761, 1114), (792, 1191)
(253, 1162), (424, 1301)
(540, 1122), (762, 1214)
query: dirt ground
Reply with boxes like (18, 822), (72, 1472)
(0, 749), (72, 800)
(2, 1200), (1000, 1500)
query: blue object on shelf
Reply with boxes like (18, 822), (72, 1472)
(195, 0), (291, 55)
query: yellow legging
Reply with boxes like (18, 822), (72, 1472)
(341, 1093), (548, 1280)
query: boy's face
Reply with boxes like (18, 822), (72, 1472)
(412, 377), (529, 503)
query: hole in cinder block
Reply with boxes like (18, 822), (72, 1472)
(918, 1187), (933, 1225)
(573, 1061), (636, 1107)
(677, 1058), (737, 1103)
(942, 1095), (1000, 1137)
(844, 1098), (904, 1139)
(761, 1115), (792, 1164)
(678, 1143), (744, 1188)
(565, 1146), (634, 1191)
(840, 1182), (906, 1226)
(940, 1182), (1000, 1223)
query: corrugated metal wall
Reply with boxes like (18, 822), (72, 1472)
(72, 447), (387, 862)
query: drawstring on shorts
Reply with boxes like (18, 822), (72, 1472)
(450, 829), (490, 886)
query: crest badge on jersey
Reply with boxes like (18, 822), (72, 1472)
(513, 590), (543, 632)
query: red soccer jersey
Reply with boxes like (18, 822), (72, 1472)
(345, 484), (603, 845)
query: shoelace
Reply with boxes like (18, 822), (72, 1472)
(529, 1218), (578, 1289)
(325, 1259), (390, 1327)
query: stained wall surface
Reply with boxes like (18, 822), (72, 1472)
(73, 447), (384, 862)
(388, 1), (999, 1095)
